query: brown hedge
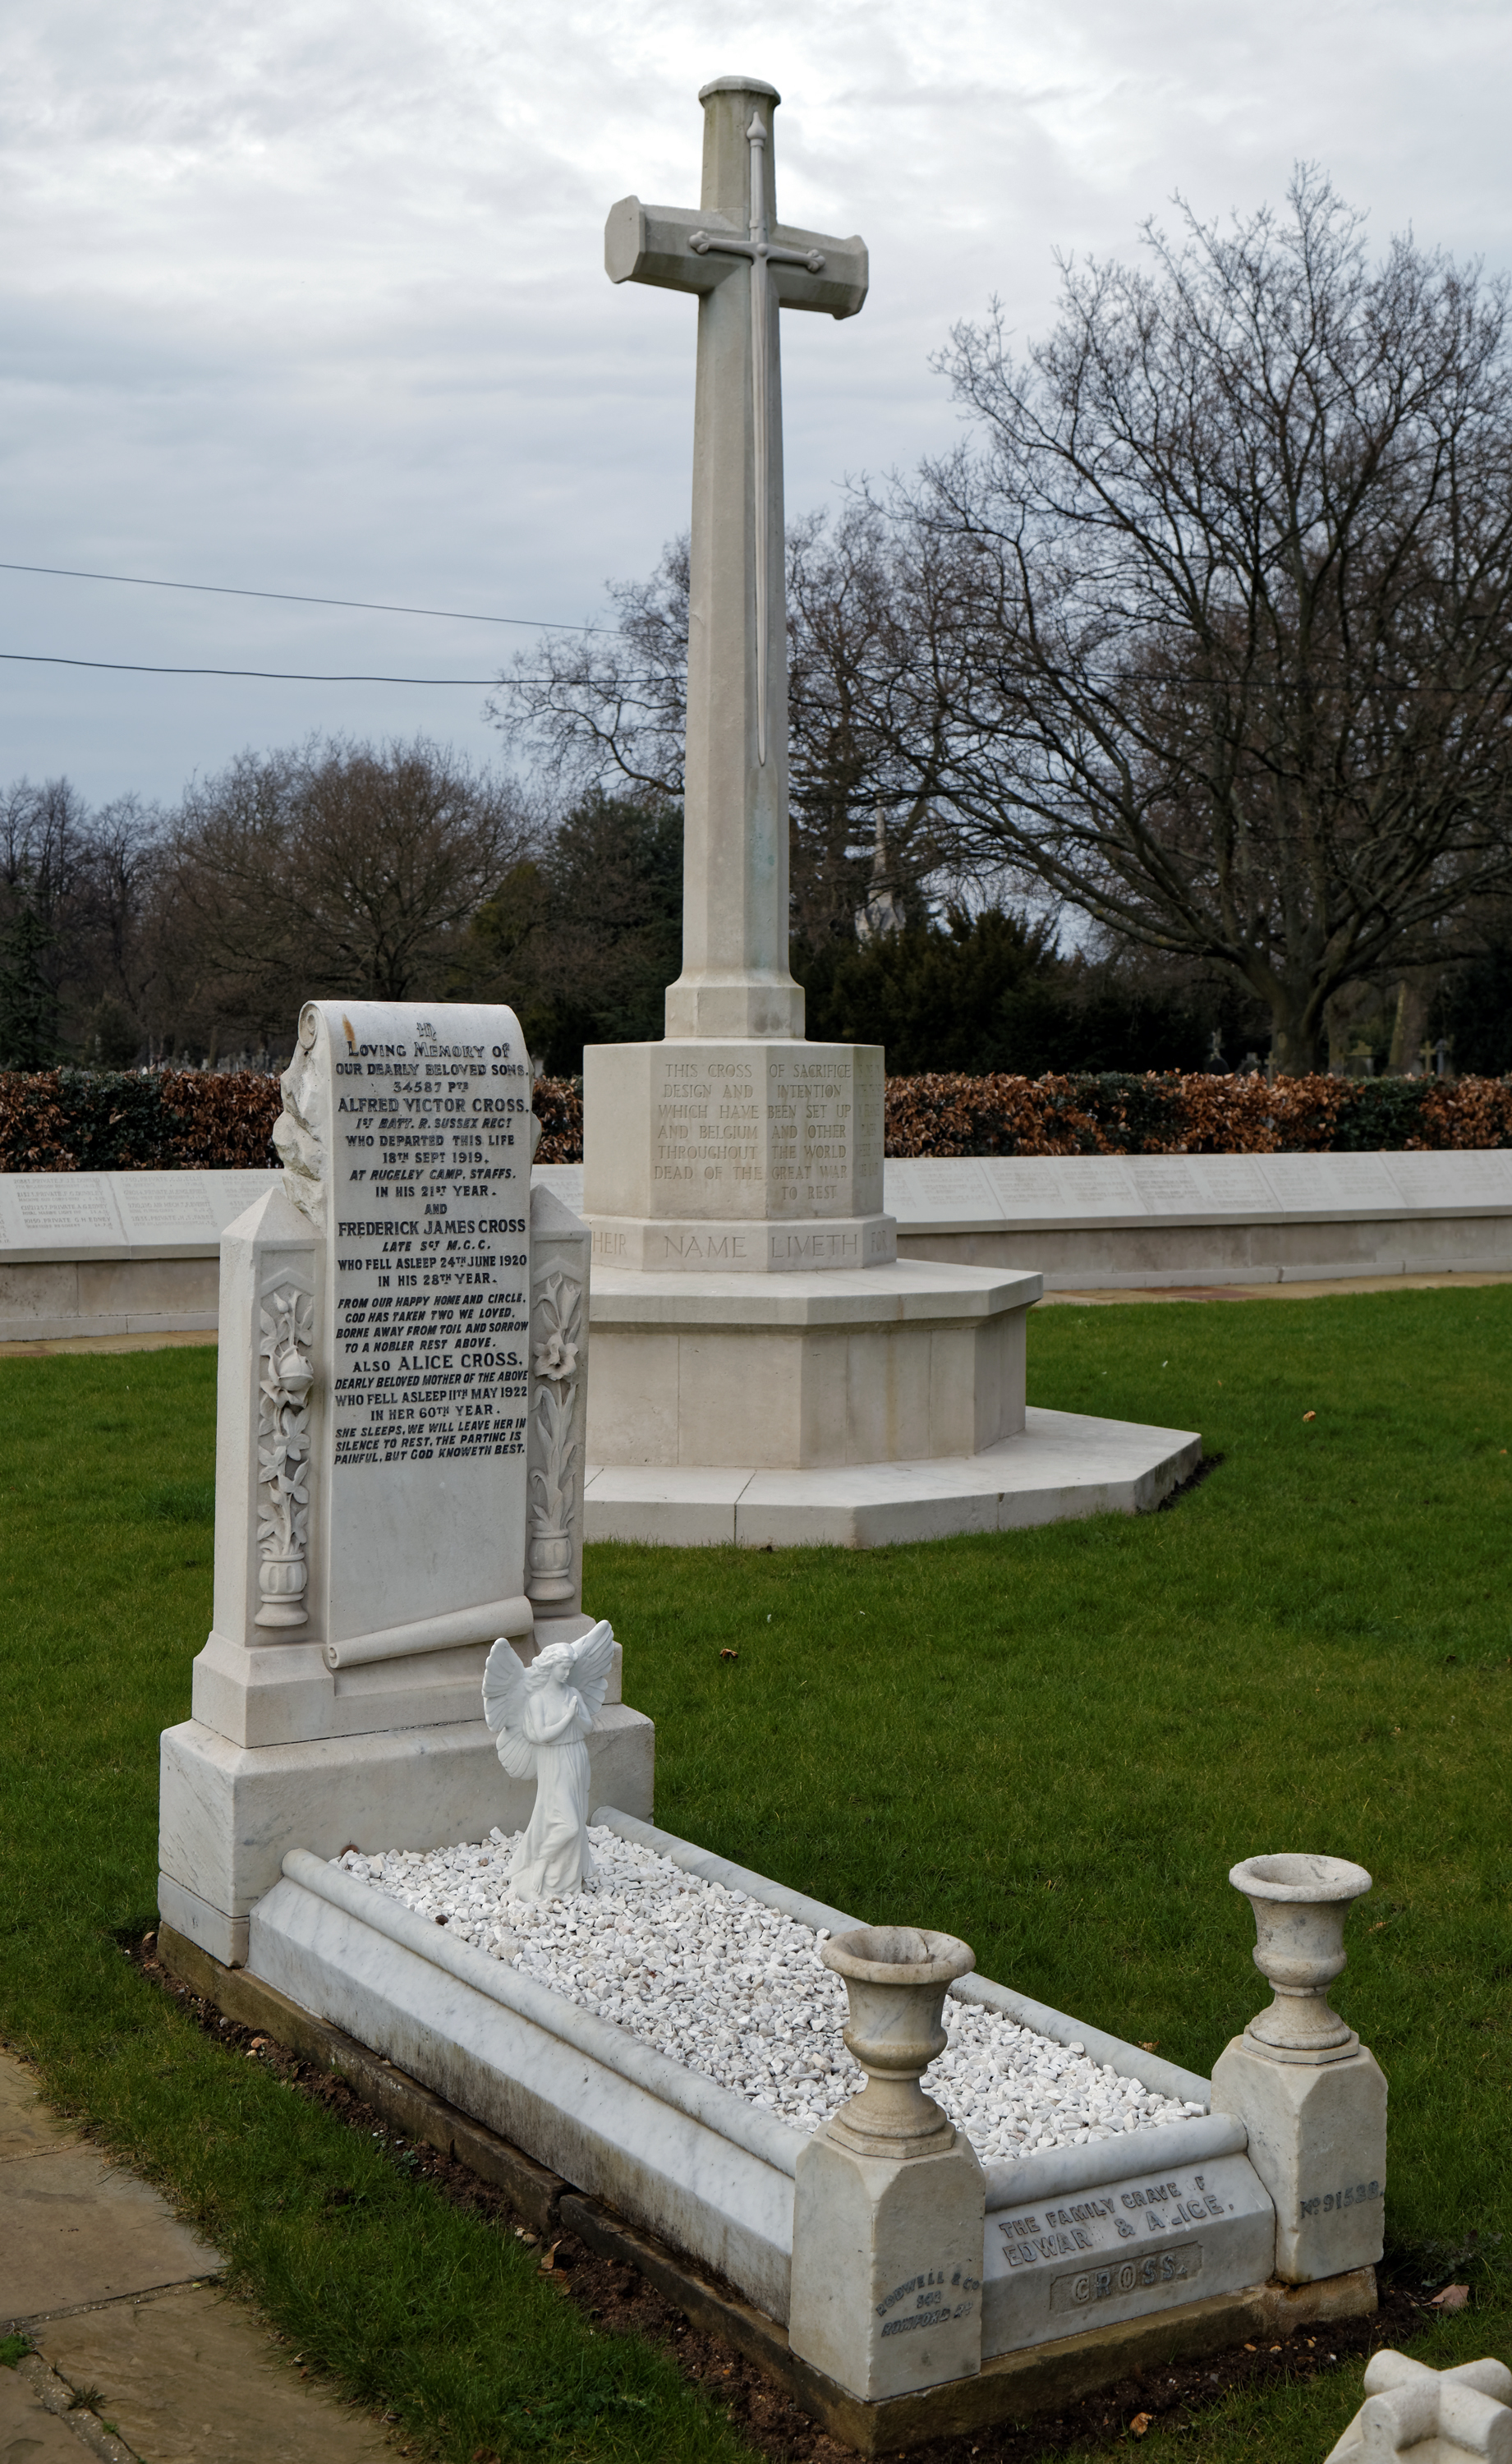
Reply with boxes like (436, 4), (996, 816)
(0, 1068), (588, 1172)
(4, 1066), (1508, 1173)
(881, 1071), (1512, 1157)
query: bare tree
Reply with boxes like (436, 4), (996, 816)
(0, 778), (163, 1065)
(909, 172), (1512, 1069)
(158, 737), (538, 1050)
(489, 540), (691, 807)
(490, 520), (950, 948)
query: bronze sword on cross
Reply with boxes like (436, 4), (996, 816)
(688, 113), (827, 765)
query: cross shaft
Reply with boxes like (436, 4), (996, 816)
(605, 76), (868, 1039)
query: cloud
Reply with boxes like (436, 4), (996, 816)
(2, 0), (1510, 801)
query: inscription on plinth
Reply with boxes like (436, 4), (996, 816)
(642, 1046), (881, 1215)
(582, 1037), (894, 1269)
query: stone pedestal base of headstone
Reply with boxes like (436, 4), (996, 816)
(789, 1926), (986, 2402)
(789, 2135), (986, 2402)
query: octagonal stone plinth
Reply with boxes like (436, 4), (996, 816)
(586, 1262), (1036, 1469)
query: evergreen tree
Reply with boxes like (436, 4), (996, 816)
(0, 886), (59, 1067)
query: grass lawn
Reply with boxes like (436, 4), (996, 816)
(2, 1288), (1510, 2462)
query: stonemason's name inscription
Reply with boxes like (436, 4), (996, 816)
(329, 1023), (531, 1469)
(997, 2172), (1234, 2273)
(875, 2266), (981, 2338)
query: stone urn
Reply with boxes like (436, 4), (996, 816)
(1229, 1851), (1372, 2062)
(822, 1925), (975, 2161)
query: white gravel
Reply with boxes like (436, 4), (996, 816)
(336, 1827), (1202, 2162)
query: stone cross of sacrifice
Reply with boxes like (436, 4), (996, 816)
(605, 76), (868, 1041)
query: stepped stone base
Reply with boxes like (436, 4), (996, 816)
(583, 1405), (1202, 1547)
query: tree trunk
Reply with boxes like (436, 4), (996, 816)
(1269, 1010), (1326, 1077)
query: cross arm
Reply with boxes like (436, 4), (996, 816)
(605, 198), (733, 296)
(769, 222), (867, 320)
(605, 195), (868, 319)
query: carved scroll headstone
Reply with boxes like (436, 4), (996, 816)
(196, 995), (543, 1712)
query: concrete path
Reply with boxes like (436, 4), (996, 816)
(1, 2047), (393, 2464)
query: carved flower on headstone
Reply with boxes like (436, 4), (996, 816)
(531, 1272), (581, 1382)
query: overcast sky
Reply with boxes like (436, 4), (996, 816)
(2, 0), (1510, 807)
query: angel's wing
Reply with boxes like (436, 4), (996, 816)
(568, 1619), (616, 1721)
(494, 1725), (536, 1779)
(482, 1635), (530, 1735)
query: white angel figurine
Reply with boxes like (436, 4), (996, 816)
(481, 1620), (616, 1898)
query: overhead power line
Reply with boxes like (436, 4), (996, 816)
(0, 651), (545, 683)
(0, 559), (618, 635)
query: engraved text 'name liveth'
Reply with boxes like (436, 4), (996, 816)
(329, 1024), (531, 1469)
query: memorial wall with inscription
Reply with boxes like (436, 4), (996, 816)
(5, 1147), (1509, 1347)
